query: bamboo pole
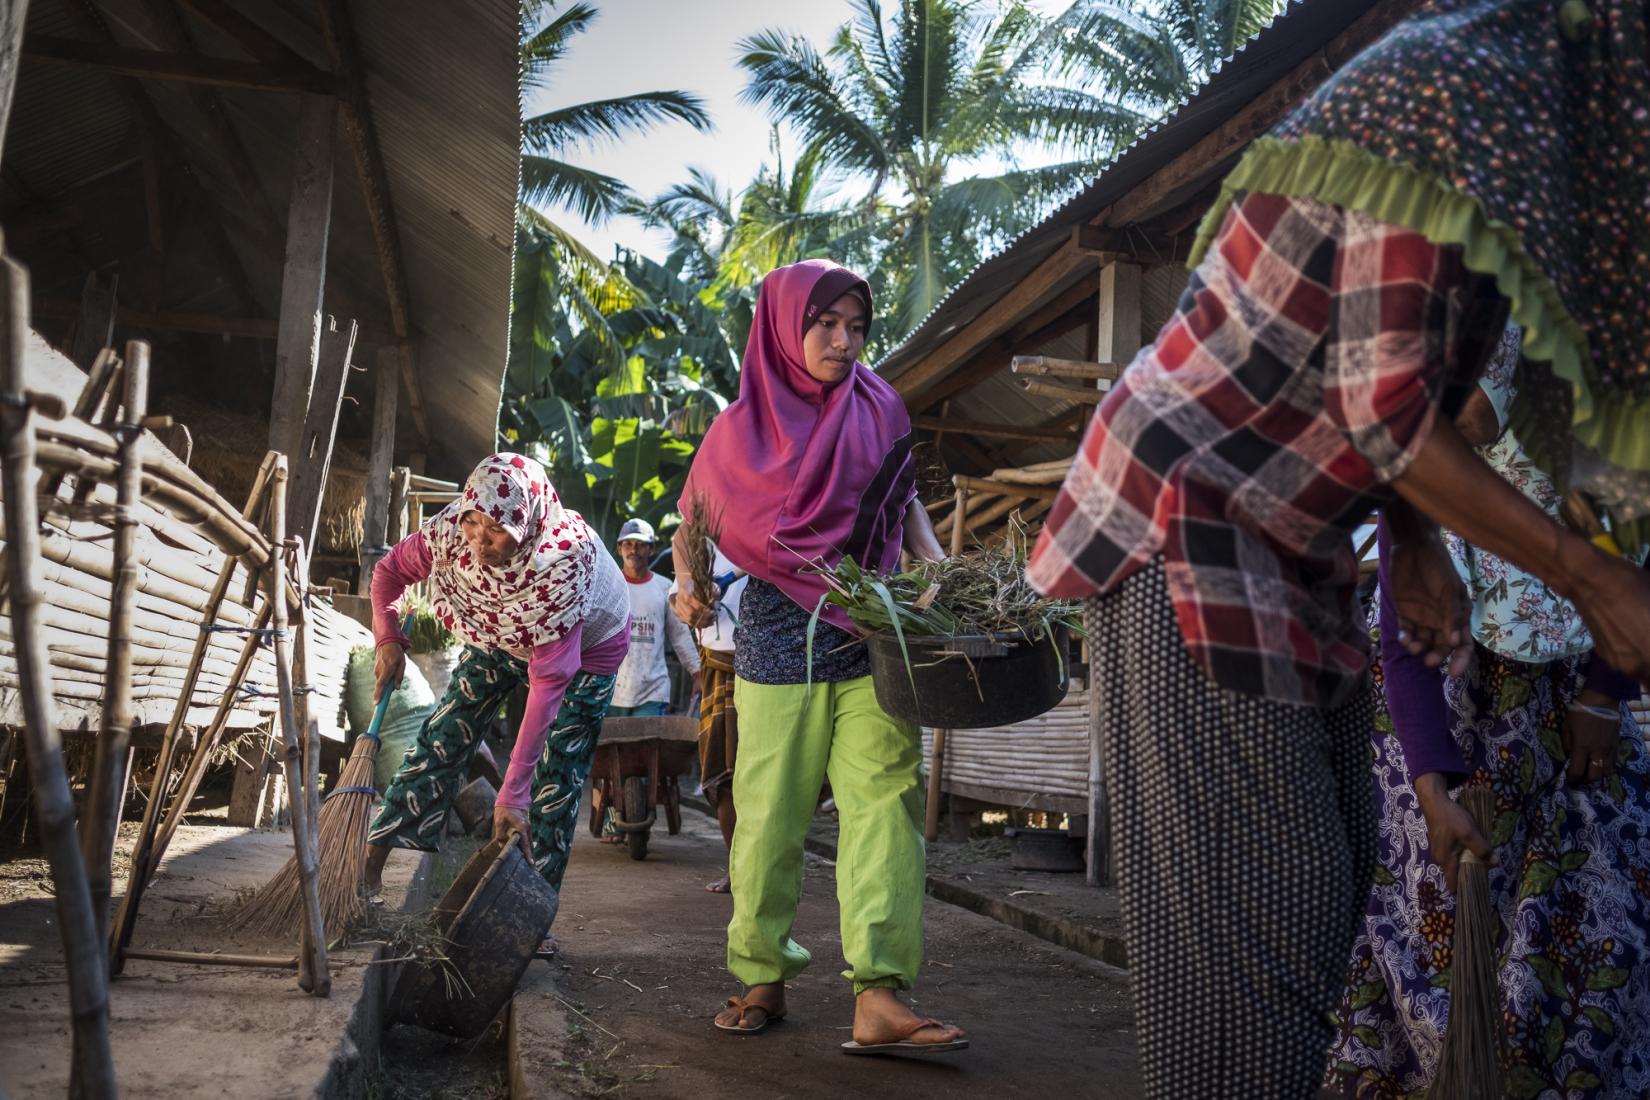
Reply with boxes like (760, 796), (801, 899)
(925, 483), (971, 843)
(80, 339), (148, 953)
(111, 452), (276, 971)
(120, 948), (297, 969)
(0, 251), (117, 1097)
(264, 458), (330, 995)
(951, 475), (1060, 500)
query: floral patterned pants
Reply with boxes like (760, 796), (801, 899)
(367, 645), (616, 891)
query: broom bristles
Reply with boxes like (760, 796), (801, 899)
(1432, 783), (1501, 1100)
(226, 736), (382, 939)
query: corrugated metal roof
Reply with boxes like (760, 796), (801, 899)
(877, 0), (1393, 380)
(3, 0), (520, 477)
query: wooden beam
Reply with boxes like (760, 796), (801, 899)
(174, 0), (311, 67)
(33, 297), (275, 338)
(912, 414), (1078, 443)
(138, 0), (281, 229)
(68, 272), (117, 371)
(56, 0), (261, 317)
(316, 0), (429, 444)
(286, 316), (357, 558)
(916, 281), (1098, 412)
(889, 241), (1093, 401)
(22, 34), (340, 94)
(397, 341), (431, 446)
(1011, 355), (1118, 381)
(360, 345), (398, 582)
(0, 1), (26, 159)
(1021, 377), (1104, 406)
(269, 93), (336, 465)
(1071, 224), (1191, 265)
(1096, 262), (1143, 370)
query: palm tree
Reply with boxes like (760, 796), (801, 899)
(737, 0), (1146, 340)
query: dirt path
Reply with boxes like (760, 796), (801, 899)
(531, 812), (1141, 1098)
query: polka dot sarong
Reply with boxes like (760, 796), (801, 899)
(1088, 558), (1376, 1099)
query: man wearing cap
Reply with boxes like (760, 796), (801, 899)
(610, 517), (700, 718)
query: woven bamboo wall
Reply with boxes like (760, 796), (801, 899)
(921, 688), (1090, 814)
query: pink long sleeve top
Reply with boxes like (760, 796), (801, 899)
(371, 532), (629, 809)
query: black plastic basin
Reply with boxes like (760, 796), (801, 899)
(866, 627), (1068, 729)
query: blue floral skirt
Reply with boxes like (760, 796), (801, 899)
(1326, 645), (1650, 1098)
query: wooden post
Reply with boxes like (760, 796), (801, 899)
(1084, 262), (1139, 888)
(80, 338), (148, 952)
(0, 0), (28, 157)
(268, 93), (336, 465)
(69, 272), (119, 372)
(1095, 262), (1142, 374)
(360, 345), (398, 586)
(0, 252), (117, 1097)
(226, 723), (281, 828)
(285, 315), (357, 561)
(387, 465), (410, 543)
(924, 482), (971, 842)
(265, 457), (331, 996)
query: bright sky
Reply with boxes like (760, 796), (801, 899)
(534, 0), (1071, 262)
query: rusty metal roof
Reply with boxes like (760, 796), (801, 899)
(876, 0), (1393, 381)
(3, 0), (520, 476)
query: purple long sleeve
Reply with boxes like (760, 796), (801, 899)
(1375, 520), (1469, 784)
(498, 626), (629, 809)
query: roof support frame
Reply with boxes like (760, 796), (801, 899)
(22, 32), (340, 94)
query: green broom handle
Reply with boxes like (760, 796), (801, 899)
(363, 612), (415, 745)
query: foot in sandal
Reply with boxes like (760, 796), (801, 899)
(842, 987), (967, 1055)
(534, 934), (558, 961)
(704, 874), (731, 894)
(713, 982), (785, 1035)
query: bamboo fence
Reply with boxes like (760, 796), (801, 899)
(0, 249), (377, 1090)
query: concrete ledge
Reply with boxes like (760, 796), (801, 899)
(508, 965), (578, 1100)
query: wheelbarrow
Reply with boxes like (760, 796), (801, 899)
(588, 715), (698, 861)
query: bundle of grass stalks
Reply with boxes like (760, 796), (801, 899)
(680, 491), (722, 605)
(1432, 783), (1501, 1100)
(816, 519), (1082, 646)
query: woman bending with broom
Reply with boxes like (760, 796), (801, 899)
(670, 259), (965, 1054)
(1326, 330), (1650, 1097)
(362, 453), (630, 956)
(1027, 2), (1650, 1094)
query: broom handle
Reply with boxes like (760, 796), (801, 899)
(363, 613), (413, 744)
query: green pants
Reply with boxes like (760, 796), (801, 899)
(368, 645), (615, 891)
(727, 675), (926, 994)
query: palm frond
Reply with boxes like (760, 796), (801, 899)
(520, 155), (634, 224)
(520, 1), (597, 93)
(523, 91), (711, 155)
(738, 29), (890, 180)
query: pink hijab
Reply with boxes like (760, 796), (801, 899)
(424, 452), (598, 650)
(682, 260), (915, 633)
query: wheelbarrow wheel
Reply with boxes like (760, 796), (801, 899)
(623, 777), (649, 861)
(664, 777), (681, 835)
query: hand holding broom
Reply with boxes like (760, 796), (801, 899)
(1431, 783), (1502, 1100)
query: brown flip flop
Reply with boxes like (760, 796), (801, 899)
(713, 994), (785, 1035)
(841, 1016), (969, 1055)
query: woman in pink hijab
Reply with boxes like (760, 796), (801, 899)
(672, 260), (966, 1055)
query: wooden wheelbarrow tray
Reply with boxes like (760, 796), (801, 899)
(588, 715), (698, 860)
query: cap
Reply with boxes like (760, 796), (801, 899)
(616, 518), (657, 545)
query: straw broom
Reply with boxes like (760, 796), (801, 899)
(1432, 783), (1501, 1100)
(229, 668), (398, 938)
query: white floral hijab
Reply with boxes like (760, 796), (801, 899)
(1447, 329), (1645, 662)
(423, 453), (596, 650)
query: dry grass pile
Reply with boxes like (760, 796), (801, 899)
(679, 492), (721, 603)
(162, 396), (368, 553)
